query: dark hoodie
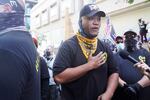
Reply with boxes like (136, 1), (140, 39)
(0, 0), (24, 31)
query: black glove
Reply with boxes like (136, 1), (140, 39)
(121, 84), (129, 90)
(113, 84), (129, 100)
(123, 83), (143, 100)
(129, 83), (143, 94)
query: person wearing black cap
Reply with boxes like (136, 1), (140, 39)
(112, 30), (150, 100)
(53, 4), (118, 100)
(0, 0), (40, 100)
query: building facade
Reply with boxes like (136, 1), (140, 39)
(25, 0), (38, 30)
(30, 0), (150, 47)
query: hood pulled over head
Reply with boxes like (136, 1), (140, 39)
(0, 0), (25, 31)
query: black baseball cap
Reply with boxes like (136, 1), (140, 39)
(124, 31), (137, 39)
(80, 4), (106, 18)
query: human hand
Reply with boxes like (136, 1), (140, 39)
(119, 78), (127, 87)
(97, 93), (112, 100)
(88, 51), (107, 70)
(134, 62), (150, 79)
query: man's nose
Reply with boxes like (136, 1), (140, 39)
(93, 18), (100, 25)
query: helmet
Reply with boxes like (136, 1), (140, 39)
(0, 0), (25, 31)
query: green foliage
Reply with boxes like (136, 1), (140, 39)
(128, 0), (134, 4)
(127, 0), (150, 4)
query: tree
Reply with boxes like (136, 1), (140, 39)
(127, 0), (134, 4)
(127, 0), (150, 4)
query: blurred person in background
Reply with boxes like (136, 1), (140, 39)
(33, 37), (50, 100)
(43, 46), (60, 100)
(138, 19), (148, 43)
(115, 36), (124, 52)
(0, 0), (40, 100)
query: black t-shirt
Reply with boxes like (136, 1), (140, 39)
(40, 57), (49, 80)
(0, 30), (40, 100)
(40, 57), (49, 100)
(115, 49), (150, 100)
(53, 36), (118, 100)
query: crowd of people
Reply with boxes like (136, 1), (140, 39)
(0, 0), (150, 100)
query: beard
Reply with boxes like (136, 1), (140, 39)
(86, 32), (98, 39)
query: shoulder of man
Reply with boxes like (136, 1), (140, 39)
(97, 39), (110, 50)
(60, 35), (78, 50)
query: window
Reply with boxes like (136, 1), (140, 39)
(41, 9), (49, 25)
(50, 1), (59, 22)
(60, 0), (75, 17)
(35, 14), (41, 28)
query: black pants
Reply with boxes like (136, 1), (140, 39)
(112, 86), (139, 100)
(48, 85), (61, 100)
(140, 30), (147, 43)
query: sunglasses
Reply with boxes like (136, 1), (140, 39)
(125, 34), (137, 39)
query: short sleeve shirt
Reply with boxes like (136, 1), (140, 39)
(0, 30), (40, 100)
(53, 36), (118, 100)
(116, 48), (150, 100)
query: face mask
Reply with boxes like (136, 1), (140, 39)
(116, 43), (124, 51)
(0, 0), (25, 31)
(125, 38), (138, 52)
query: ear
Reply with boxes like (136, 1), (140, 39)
(78, 18), (84, 33)
(78, 18), (82, 27)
